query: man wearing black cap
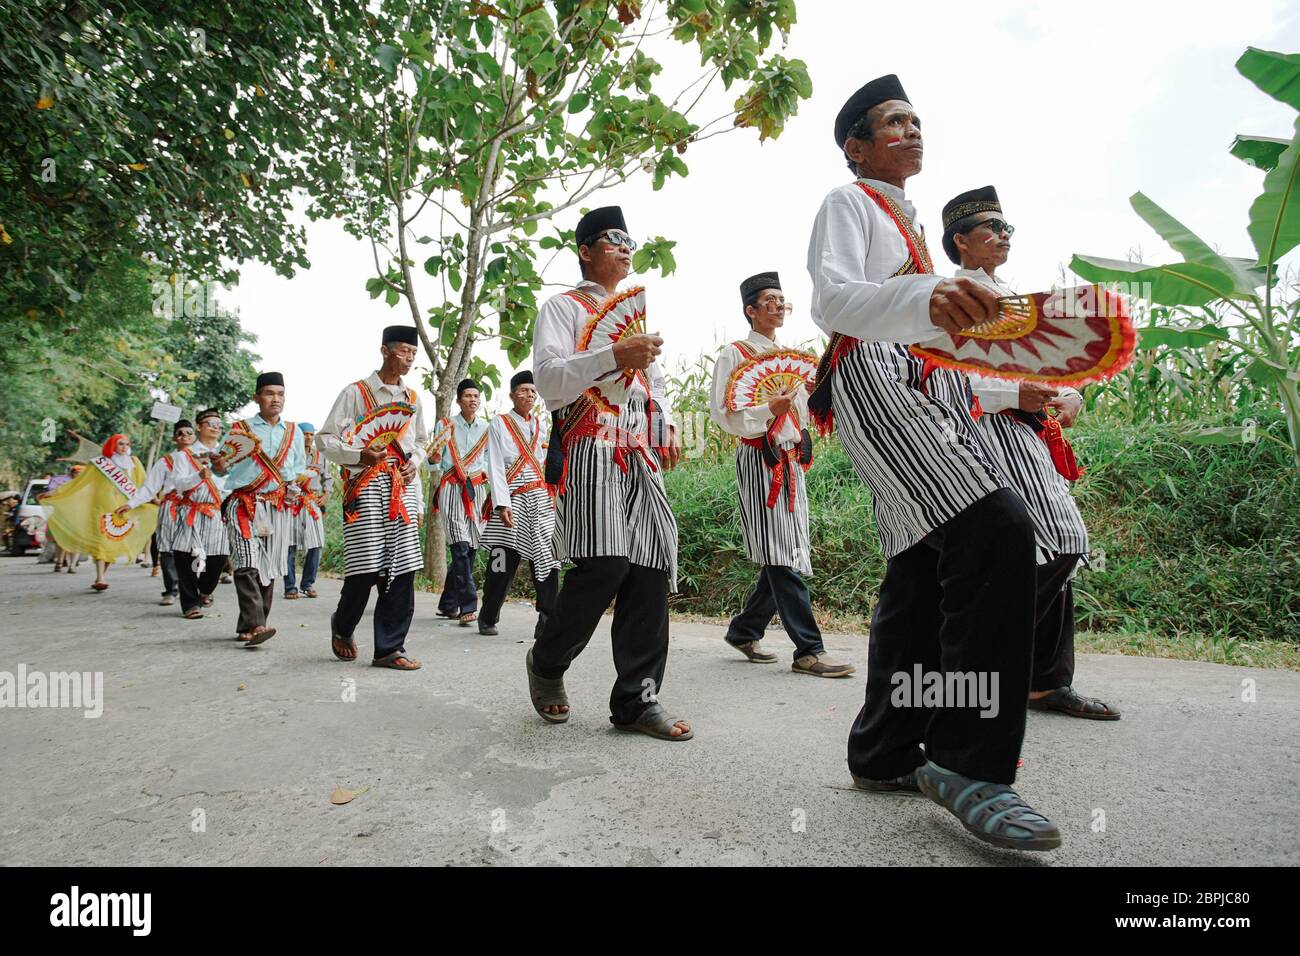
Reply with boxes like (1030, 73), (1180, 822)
(710, 271), (855, 678)
(316, 326), (429, 671)
(212, 373), (306, 645)
(943, 186), (1120, 723)
(432, 378), (490, 624)
(529, 204), (691, 741)
(806, 76), (1060, 850)
(477, 369), (559, 638)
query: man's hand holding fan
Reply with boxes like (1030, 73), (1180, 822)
(725, 348), (819, 444)
(348, 403), (416, 478)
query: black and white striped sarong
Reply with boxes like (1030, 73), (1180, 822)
(832, 341), (1007, 559)
(976, 413), (1089, 565)
(554, 392), (678, 589)
(735, 442), (812, 575)
(224, 497), (293, 586)
(342, 471), (423, 579)
(479, 475), (558, 582)
(291, 502), (326, 550)
(437, 477), (487, 549)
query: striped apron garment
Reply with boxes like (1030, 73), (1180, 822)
(340, 380), (423, 580)
(729, 340), (813, 576)
(552, 287), (679, 589)
(815, 182), (1008, 560)
(435, 424), (490, 549)
(291, 448), (328, 550)
(169, 449), (229, 570)
(479, 413), (559, 582)
(224, 421), (297, 586)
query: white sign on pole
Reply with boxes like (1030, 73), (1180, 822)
(150, 402), (182, 423)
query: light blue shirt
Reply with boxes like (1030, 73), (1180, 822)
(224, 415), (306, 492)
(433, 413), (489, 476)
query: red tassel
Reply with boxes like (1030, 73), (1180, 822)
(1040, 417), (1084, 481)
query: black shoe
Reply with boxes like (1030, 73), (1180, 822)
(478, 623), (498, 635)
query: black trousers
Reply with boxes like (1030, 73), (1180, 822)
(847, 489), (1036, 785)
(233, 567), (273, 634)
(479, 545), (558, 641)
(532, 556), (669, 725)
(726, 565), (825, 661)
(1033, 553), (1083, 691)
(437, 541), (478, 616)
(333, 570), (415, 661)
(172, 550), (224, 614)
(150, 536), (177, 597)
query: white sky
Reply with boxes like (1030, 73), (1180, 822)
(223, 0), (1300, 424)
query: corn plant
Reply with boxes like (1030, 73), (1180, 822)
(1072, 46), (1300, 465)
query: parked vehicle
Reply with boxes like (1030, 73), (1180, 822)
(7, 478), (50, 555)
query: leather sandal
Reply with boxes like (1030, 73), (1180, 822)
(1028, 686), (1121, 720)
(611, 702), (693, 741)
(917, 761), (1061, 851)
(526, 648), (569, 723)
(372, 654), (421, 670)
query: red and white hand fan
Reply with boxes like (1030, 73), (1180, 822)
(910, 283), (1136, 386)
(347, 402), (415, 455)
(217, 431), (261, 465)
(577, 286), (648, 405)
(724, 348), (818, 411)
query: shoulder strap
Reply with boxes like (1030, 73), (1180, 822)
(564, 288), (602, 315)
(354, 379), (378, 413)
(732, 340), (761, 360)
(853, 181), (935, 276)
(501, 415), (545, 481)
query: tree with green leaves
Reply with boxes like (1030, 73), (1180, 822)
(303, 0), (810, 576)
(1072, 47), (1300, 464)
(0, 0), (366, 323)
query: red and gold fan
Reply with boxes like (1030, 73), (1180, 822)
(216, 430), (262, 465)
(346, 402), (416, 457)
(725, 347), (818, 437)
(910, 283), (1136, 386)
(577, 286), (648, 405)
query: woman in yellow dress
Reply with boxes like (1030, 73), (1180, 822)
(40, 434), (158, 591)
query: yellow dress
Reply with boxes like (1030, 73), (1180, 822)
(41, 456), (158, 562)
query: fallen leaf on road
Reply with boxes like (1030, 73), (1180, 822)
(237, 683), (246, 691)
(330, 784), (370, 805)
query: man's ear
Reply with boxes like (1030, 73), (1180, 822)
(953, 233), (969, 262)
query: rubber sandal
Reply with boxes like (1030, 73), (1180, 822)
(245, 626), (277, 647)
(1028, 686), (1121, 720)
(329, 612), (357, 661)
(526, 648), (569, 723)
(92, 582), (109, 591)
(916, 761), (1061, 851)
(459, 612), (476, 627)
(611, 702), (693, 741)
(371, 654), (421, 670)
(183, 608), (204, 620)
(852, 769), (922, 793)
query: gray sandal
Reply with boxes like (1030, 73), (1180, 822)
(526, 648), (569, 723)
(916, 761), (1060, 851)
(611, 702), (693, 741)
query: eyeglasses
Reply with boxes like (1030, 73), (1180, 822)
(757, 298), (794, 316)
(595, 230), (637, 251)
(976, 218), (1015, 237)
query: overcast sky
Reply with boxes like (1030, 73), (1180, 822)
(223, 0), (1300, 425)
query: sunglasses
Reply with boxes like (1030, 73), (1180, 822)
(976, 218), (1015, 237)
(756, 297), (794, 316)
(595, 230), (637, 251)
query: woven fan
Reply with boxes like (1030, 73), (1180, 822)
(100, 510), (137, 540)
(217, 431), (261, 465)
(577, 286), (647, 404)
(910, 284), (1135, 386)
(725, 348), (819, 411)
(347, 402), (415, 452)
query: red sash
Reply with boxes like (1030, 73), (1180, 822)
(434, 420), (490, 521)
(551, 289), (663, 495)
(172, 449), (221, 526)
(227, 419), (297, 539)
(342, 379), (417, 525)
(732, 340), (806, 513)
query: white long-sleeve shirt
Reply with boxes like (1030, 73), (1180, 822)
(124, 452), (177, 509)
(486, 408), (547, 505)
(807, 178), (944, 344)
(316, 370), (430, 477)
(533, 279), (674, 425)
(171, 441), (227, 498)
(709, 328), (805, 446)
(957, 267), (1082, 412)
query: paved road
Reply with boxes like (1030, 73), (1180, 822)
(1, 557), (1296, 866)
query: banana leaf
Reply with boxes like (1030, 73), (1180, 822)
(1069, 254), (1237, 307)
(1130, 192), (1258, 296)
(1235, 47), (1300, 110)
(1230, 134), (1289, 171)
(1246, 120), (1300, 268)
